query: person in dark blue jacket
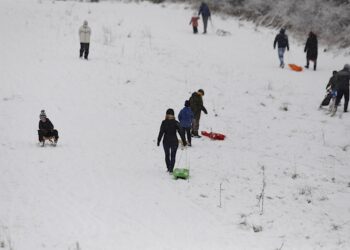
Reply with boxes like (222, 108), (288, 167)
(273, 28), (289, 68)
(157, 109), (187, 173)
(178, 100), (194, 146)
(198, 2), (211, 34)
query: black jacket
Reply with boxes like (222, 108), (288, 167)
(198, 3), (211, 17)
(304, 34), (318, 60)
(157, 117), (186, 146)
(274, 32), (289, 50)
(334, 69), (350, 90)
(189, 92), (207, 119)
(39, 118), (54, 131)
(326, 75), (337, 90)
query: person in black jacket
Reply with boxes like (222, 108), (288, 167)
(304, 32), (318, 70)
(273, 28), (289, 68)
(198, 2), (211, 34)
(157, 109), (187, 173)
(189, 89), (207, 138)
(334, 64), (350, 113)
(38, 110), (59, 146)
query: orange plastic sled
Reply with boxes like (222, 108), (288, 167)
(288, 64), (303, 72)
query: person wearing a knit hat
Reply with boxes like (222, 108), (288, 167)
(157, 108), (187, 173)
(178, 100), (194, 146)
(38, 110), (59, 146)
(79, 20), (91, 60)
(189, 89), (207, 138)
(333, 64), (350, 114)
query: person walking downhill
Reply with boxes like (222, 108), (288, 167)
(304, 31), (318, 70)
(333, 64), (350, 114)
(189, 14), (200, 34)
(189, 89), (207, 138)
(157, 109), (187, 173)
(273, 28), (289, 68)
(178, 100), (194, 146)
(198, 2), (211, 34)
(79, 20), (91, 60)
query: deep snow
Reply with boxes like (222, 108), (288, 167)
(0, 0), (349, 249)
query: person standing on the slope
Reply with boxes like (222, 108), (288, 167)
(79, 20), (91, 60)
(157, 109), (187, 173)
(273, 28), (289, 68)
(189, 89), (207, 138)
(38, 110), (59, 146)
(178, 100), (194, 146)
(189, 14), (200, 34)
(198, 2), (211, 34)
(304, 31), (318, 71)
(334, 64), (350, 113)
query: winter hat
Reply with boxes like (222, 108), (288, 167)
(83, 20), (88, 25)
(166, 108), (174, 116)
(280, 28), (285, 34)
(198, 89), (205, 95)
(39, 110), (46, 119)
(344, 64), (350, 71)
(185, 100), (190, 107)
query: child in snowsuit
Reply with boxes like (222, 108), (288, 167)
(178, 100), (194, 146)
(157, 109), (187, 173)
(189, 16), (200, 34)
(38, 110), (59, 146)
(320, 71), (338, 107)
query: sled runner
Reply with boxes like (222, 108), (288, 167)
(201, 131), (226, 140)
(288, 64), (303, 72)
(39, 136), (57, 147)
(173, 168), (189, 180)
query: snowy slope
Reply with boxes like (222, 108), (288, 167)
(0, 0), (349, 249)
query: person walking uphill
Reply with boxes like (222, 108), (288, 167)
(79, 20), (91, 60)
(178, 100), (194, 146)
(189, 15), (200, 34)
(189, 89), (207, 138)
(304, 32), (318, 70)
(157, 109), (187, 173)
(334, 64), (350, 113)
(273, 28), (289, 68)
(198, 2), (211, 34)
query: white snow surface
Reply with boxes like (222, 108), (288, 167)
(0, 0), (350, 249)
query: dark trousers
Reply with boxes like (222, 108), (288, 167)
(306, 58), (317, 70)
(183, 127), (191, 144)
(193, 26), (198, 34)
(202, 16), (209, 33)
(80, 43), (89, 59)
(335, 88), (349, 112)
(163, 144), (178, 172)
(38, 130), (59, 142)
(191, 117), (200, 135)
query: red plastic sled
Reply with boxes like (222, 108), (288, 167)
(201, 131), (226, 140)
(288, 64), (303, 72)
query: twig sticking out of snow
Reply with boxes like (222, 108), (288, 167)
(257, 164), (266, 215)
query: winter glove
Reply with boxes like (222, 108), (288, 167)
(157, 141), (160, 147)
(203, 107), (208, 114)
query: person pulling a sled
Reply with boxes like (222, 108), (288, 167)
(157, 109), (187, 173)
(178, 100), (194, 146)
(189, 89), (207, 138)
(273, 28), (289, 68)
(38, 110), (59, 146)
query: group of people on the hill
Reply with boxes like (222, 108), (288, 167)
(157, 89), (207, 173)
(273, 29), (318, 70)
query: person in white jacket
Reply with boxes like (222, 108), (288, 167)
(79, 20), (91, 59)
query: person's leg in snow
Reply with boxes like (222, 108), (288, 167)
(184, 127), (192, 146)
(344, 88), (349, 112)
(79, 43), (84, 58)
(191, 118), (200, 137)
(169, 145), (178, 173)
(193, 26), (198, 34)
(202, 16), (209, 33)
(278, 47), (285, 68)
(84, 43), (89, 59)
(163, 144), (171, 172)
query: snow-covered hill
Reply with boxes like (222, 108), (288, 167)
(0, 0), (349, 249)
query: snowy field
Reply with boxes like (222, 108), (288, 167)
(0, 0), (349, 249)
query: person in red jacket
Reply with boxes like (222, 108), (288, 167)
(189, 15), (200, 34)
